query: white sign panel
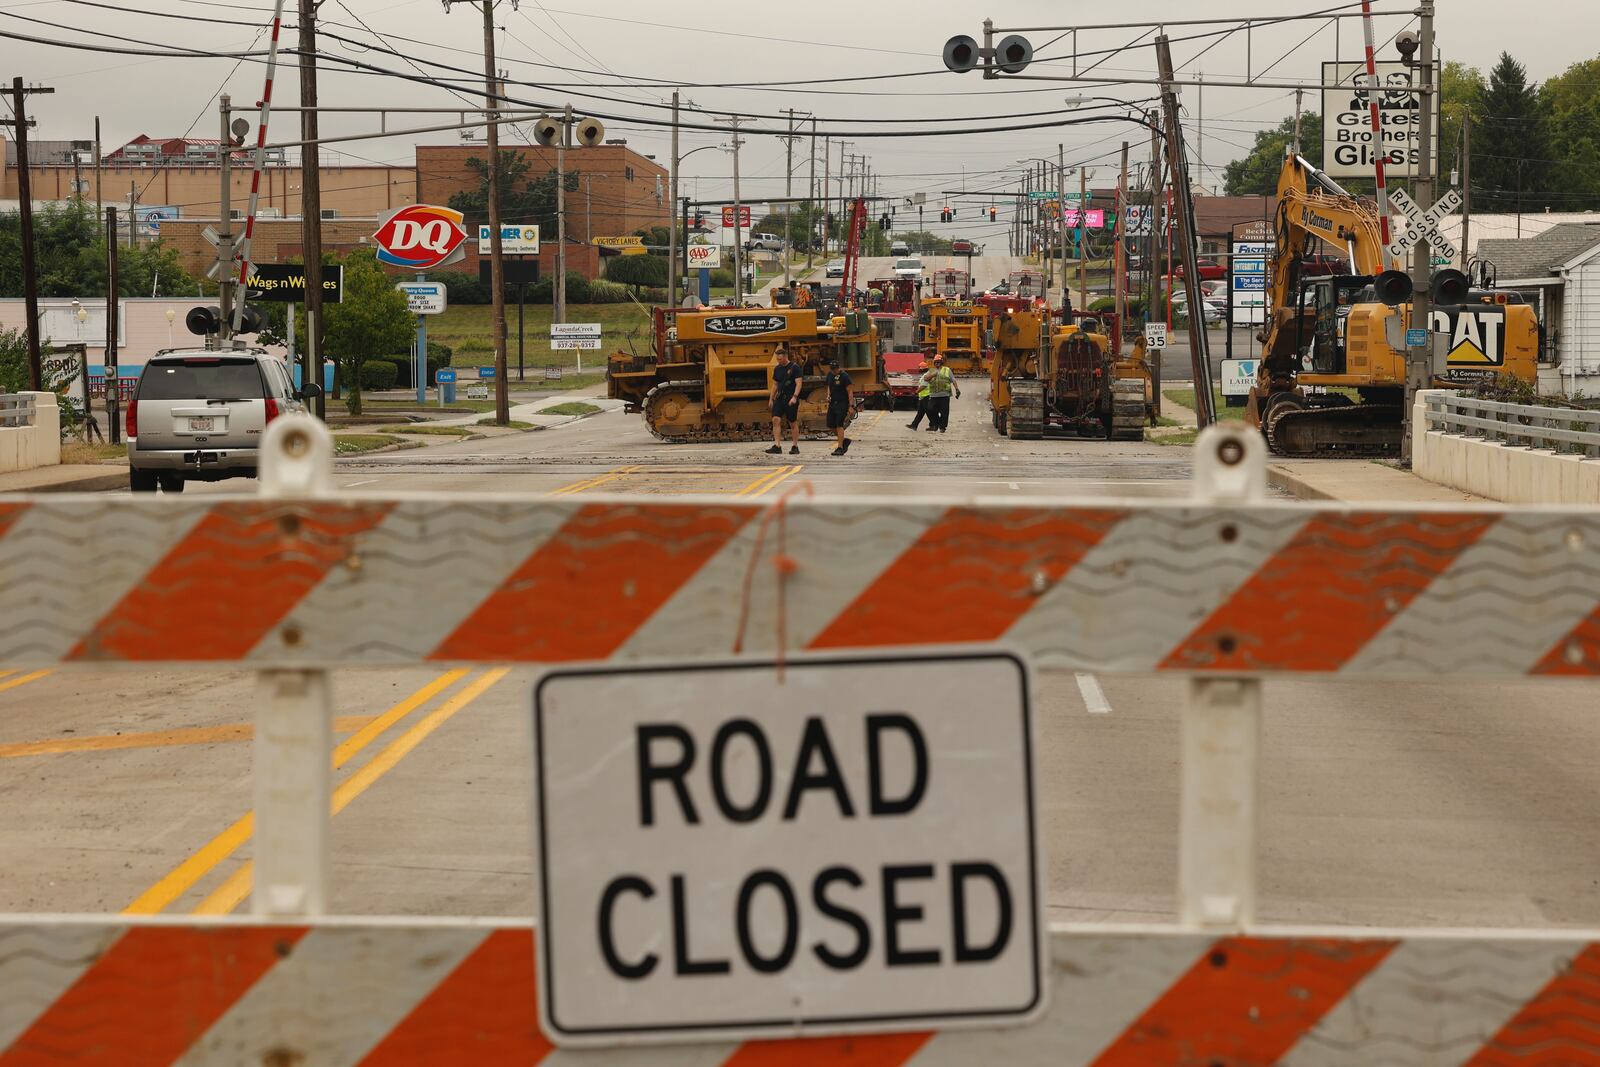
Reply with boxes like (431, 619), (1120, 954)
(1321, 61), (1437, 179)
(550, 322), (602, 338)
(686, 241), (722, 269)
(1144, 322), (1167, 349)
(1230, 239), (1272, 326)
(395, 282), (447, 315)
(550, 338), (601, 350)
(533, 650), (1044, 1047)
(1385, 187), (1463, 263)
(478, 223), (540, 255)
(1221, 357), (1258, 397)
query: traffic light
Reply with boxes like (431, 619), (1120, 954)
(940, 207), (950, 223)
(693, 212), (704, 228)
(880, 214), (891, 231)
(950, 208), (957, 220)
(990, 206), (998, 222)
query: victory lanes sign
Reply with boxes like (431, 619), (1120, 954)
(533, 650), (1043, 1046)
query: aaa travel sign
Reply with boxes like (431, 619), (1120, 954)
(373, 204), (469, 270)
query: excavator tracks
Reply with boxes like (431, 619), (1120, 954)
(1264, 402), (1403, 458)
(641, 381), (840, 443)
(1006, 379), (1045, 439)
(1109, 379), (1146, 441)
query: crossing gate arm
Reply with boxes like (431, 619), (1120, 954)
(3, 914), (1600, 1065)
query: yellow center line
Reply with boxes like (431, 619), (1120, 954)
(750, 465), (804, 498)
(0, 670), (13, 680)
(192, 668), (511, 916)
(122, 669), (471, 916)
(546, 464), (641, 496)
(0, 670), (51, 695)
(0, 715), (380, 760)
(734, 465), (795, 497)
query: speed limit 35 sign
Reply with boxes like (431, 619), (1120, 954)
(532, 649), (1044, 1046)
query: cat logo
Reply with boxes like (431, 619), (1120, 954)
(1429, 306), (1506, 366)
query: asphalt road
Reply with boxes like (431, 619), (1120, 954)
(5, 395), (1598, 935)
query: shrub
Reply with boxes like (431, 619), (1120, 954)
(341, 358), (398, 391)
(709, 268), (734, 288)
(434, 271), (488, 304)
(586, 279), (632, 304)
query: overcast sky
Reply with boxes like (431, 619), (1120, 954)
(5, 1), (1596, 241)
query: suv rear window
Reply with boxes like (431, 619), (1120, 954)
(138, 358), (265, 401)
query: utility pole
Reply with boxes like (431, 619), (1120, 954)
(1146, 111), (1164, 415)
(1117, 141), (1129, 344)
(1459, 114), (1472, 274)
(482, 0), (510, 425)
(555, 102), (570, 328)
(668, 90), (679, 304)
(1156, 36), (1216, 427)
(1057, 146), (1068, 310)
(730, 115), (746, 305)
(104, 207), (120, 444)
(585, 173), (592, 243)
(781, 107), (798, 286)
(1401, 0), (1436, 466)
(93, 116), (103, 223)
(807, 117), (817, 268)
(1293, 88), (1304, 155)
(1078, 167), (1089, 314)
(299, 0), (325, 416)
(821, 137), (830, 255)
(7, 78), (54, 389)
(127, 181), (136, 248)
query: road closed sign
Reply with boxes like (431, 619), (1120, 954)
(532, 650), (1043, 1046)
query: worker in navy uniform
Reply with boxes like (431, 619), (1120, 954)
(824, 358), (853, 456)
(765, 345), (803, 455)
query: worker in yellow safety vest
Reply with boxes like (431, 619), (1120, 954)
(906, 361), (933, 430)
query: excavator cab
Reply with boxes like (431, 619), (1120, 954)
(1303, 275), (1371, 374)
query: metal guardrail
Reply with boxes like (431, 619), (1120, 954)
(0, 392), (36, 428)
(1425, 393), (1600, 458)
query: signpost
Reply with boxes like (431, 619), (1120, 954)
(1385, 187), (1463, 264)
(247, 263), (344, 304)
(373, 206), (469, 402)
(1229, 220), (1273, 344)
(1321, 61), (1438, 180)
(550, 322), (602, 373)
(593, 235), (647, 255)
(395, 281), (447, 316)
(434, 366), (456, 408)
(531, 650), (1043, 1047)
(1144, 321), (1168, 349)
(1219, 357), (1257, 406)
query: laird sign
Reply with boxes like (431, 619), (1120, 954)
(532, 651), (1044, 1047)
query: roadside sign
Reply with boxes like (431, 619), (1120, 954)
(593, 235), (645, 251)
(551, 323), (602, 351)
(1321, 61), (1438, 179)
(478, 223), (540, 255)
(532, 650), (1043, 1046)
(395, 281), (447, 315)
(1026, 190), (1058, 201)
(1406, 327), (1429, 348)
(1145, 322), (1167, 348)
(722, 205), (752, 228)
(1386, 187), (1463, 263)
(374, 205), (469, 270)
(687, 242), (721, 269)
(478, 366), (497, 379)
(551, 339), (601, 350)
(1220, 357), (1257, 397)
(248, 263), (344, 304)
(467, 383), (489, 400)
(1230, 231), (1272, 327)
(434, 368), (457, 384)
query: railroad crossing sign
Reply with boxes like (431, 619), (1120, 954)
(1386, 188), (1463, 263)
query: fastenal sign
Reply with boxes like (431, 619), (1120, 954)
(532, 650), (1043, 1046)
(373, 204), (469, 270)
(1321, 61), (1437, 179)
(478, 223), (540, 255)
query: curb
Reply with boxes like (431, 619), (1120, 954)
(0, 470), (130, 493)
(1266, 464), (1337, 501)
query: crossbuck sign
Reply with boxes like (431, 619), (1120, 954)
(1386, 187), (1463, 263)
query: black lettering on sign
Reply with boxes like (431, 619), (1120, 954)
(672, 873), (731, 975)
(812, 865), (871, 970)
(597, 875), (657, 979)
(783, 717), (855, 819)
(866, 713), (928, 816)
(710, 719), (773, 822)
(735, 870), (799, 973)
(882, 864), (940, 967)
(637, 723), (698, 826)
(950, 862), (1013, 963)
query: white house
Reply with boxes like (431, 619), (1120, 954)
(1476, 223), (1600, 397)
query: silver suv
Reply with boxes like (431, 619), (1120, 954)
(127, 348), (321, 492)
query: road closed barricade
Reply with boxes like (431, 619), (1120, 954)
(0, 416), (1596, 1062)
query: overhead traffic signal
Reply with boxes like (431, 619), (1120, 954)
(990, 206), (998, 221)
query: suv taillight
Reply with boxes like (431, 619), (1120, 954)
(125, 399), (137, 439)
(263, 396), (280, 424)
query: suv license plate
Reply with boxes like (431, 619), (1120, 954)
(189, 417), (214, 432)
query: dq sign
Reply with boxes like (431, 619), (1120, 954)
(373, 204), (469, 270)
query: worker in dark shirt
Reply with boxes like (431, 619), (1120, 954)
(824, 357), (853, 456)
(765, 345), (803, 455)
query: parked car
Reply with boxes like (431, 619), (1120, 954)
(1175, 258), (1227, 281)
(126, 348), (320, 492)
(889, 240), (911, 257)
(746, 232), (784, 253)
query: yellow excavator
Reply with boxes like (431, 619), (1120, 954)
(607, 306), (881, 441)
(1251, 154), (1540, 456)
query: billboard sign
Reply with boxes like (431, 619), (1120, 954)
(247, 263), (344, 303)
(374, 204), (469, 270)
(721, 205), (752, 228)
(478, 223), (540, 255)
(1321, 61), (1438, 179)
(687, 240), (721, 269)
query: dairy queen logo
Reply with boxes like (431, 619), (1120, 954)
(373, 204), (469, 270)
(704, 314), (787, 337)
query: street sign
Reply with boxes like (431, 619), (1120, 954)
(479, 224), (540, 255)
(687, 242), (721, 269)
(374, 205), (469, 270)
(1406, 327), (1429, 348)
(593, 235), (644, 250)
(1321, 61), (1438, 179)
(532, 649), (1043, 1046)
(1386, 187), (1463, 263)
(1220, 357), (1257, 397)
(395, 281), (447, 315)
(434, 368), (457, 384)
(722, 205), (752, 228)
(478, 365), (497, 380)
(248, 264), (345, 304)
(1026, 190), (1058, 201)
(1145, 322), (1167, 349)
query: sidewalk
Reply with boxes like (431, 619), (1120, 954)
(427, 395), (624, 429)
(0, 464), (127, 493)
(1268, 459), (1488, 504)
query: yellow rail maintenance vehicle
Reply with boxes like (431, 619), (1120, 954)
(919, 297), (991, 376)
(608, 307), (881, 442)
(990, 309), (1150, 441)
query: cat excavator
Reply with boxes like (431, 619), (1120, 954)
(1250, 154), (1540, 456)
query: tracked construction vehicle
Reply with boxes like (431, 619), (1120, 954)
(607, 307), (881, 442)
(919, 298), (991, 376)
(989, 310), (1151, 441)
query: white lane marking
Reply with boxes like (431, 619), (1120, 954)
(1008, 482), (1020, 491)
(1075, 672), (1112, 715)
(345, 479), (379, 487)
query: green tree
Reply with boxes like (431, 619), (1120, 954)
(1473, 53), (1551, 212)
(0, 325), (28, 394)
(1440, 61), (1486, 183)
(604, 252), (667, 292)
(447, 149), (576, 236)
(897, 229), (952, 255)
(1542, 57), (1600, 209)
(321, 248), (412, 415)
(0, 201), (198, 299)
(1223, 113), (1323, 195)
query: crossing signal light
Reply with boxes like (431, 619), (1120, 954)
(185, 305), (263, 336)
(1430, 268), (1470, 306)
(942, 35), (980, 74)
(994, 35), (1034, 75)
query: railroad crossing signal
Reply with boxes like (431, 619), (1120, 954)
(1386, 187), (1463, 264)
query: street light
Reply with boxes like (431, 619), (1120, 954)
(165, 308), (176, 347)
